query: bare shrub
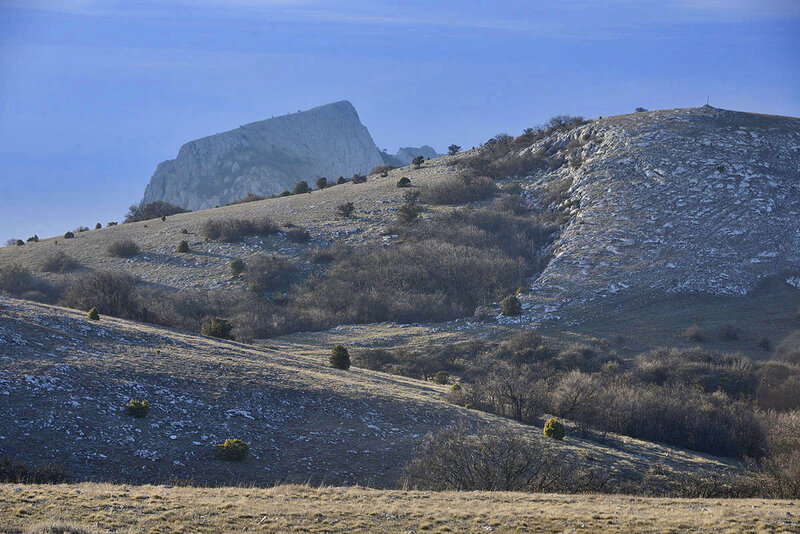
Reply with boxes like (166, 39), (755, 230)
(40, 251), (80, 273)
(402, 424), (564, 491)
(226, 193), (267, 205)
(681, 324), (707, 342)
(107, 239), (140, 258)
(0, 264), (59, 302)
(243, 253), (296, 292)
(125, 201), (188, 223)
(420, 175), (497, 205)
(285, 227), (311, 243)
(201, 216), (279, 242)
(369, 164), (396, 176)
(61, 270), (142, 320)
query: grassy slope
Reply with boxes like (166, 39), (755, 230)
(1, 483), (796, 533)
(0, 297), (735, 488)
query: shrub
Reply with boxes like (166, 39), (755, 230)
(286, 227), (311, 243)
(61, 271), (141, 319)
(543, 418), (565, 440)
(370, 164), (396, 176)
(176, 240), (189, 253)
(316, 177), (328, 190)
(216, 438), (249, 461)
(448, 144), (461, 155)
(125, 201), (188, 223)
(421, 175), (497, 205)
(412, 155), (424, 168)
(351, 173), (367, 184)
(397, 177), (411, 188)
(293, 180), (311, 194)
(501, 295), (522, 316)
(337, 176), (348, 185)
(124, 399), (149, 418)
(336, 202), (355, 218)
(87, 307), (99, 321)
(64, 231), (74, 239)
(40, 251), (79, 273)
(230, 258), (245, 276)
(107, 221), (118, 226)
(402, 425), (564, 491)
(330, 344), (351, 370)
(75, 226), (89, 233)
(681, 324), (706, 342)
(107, 239), (140, 258)
(227, 193), (267, 205)
(201, 317), (233, 339)
(201, 216), (279, 242)
(0, 458), (66, 484)
(95, 223), (102, 229)
(719, 324), (741, 341)
(15, 239), (24, 246)
(243, 253), (296, 292)
(27, 235), (39, 242)
(433, 370), (449, 384)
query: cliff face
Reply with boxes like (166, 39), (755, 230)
(506, 106), (800, 319)
(142, 101), (385, 209)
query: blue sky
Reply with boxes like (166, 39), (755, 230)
(1, 0), (798, 241)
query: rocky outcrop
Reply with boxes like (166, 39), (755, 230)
(142, 101), (385, 210)
(506, 106), (800, 319)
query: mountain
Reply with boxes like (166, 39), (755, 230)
(142, 101), (385, 210)
(393, 145), (442, 165)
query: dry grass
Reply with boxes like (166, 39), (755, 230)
(0, 482), (796, 533)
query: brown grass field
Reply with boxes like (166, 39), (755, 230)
(1, 482), (798, 534)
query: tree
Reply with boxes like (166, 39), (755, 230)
(448, 144), (461, 155)
(330, 345), (351, 370)
(316, 176), (328, 190)
(293, 181), (311, 194)
(125, 201), (188, 223)
(635, 107), (648, 112)
(412, 155), (425, 169)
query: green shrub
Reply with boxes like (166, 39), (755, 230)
(124, 399), (149, 418)
(543, 418), (565, 440)
(64, 231), (74, 239)
(397, 177), (411, 188)
(501, 295), (522, 316)
(293, 180), (311, 194)
(433, 370), (449, 384)
(412, 155), (424, 168)
(336, 202), (355, 218)
(330, 344), (351, 370)
(95, 223), (102, 229)
(201, 317), (233, 339)
(107, 239), (140, 258)
(176, 240), (189, 253)
(230, 258), (245, 276)
(316, 177), (328, 190)
(87, 307), (99, 321)
(15, 239), (24, 246)
(450, 382), (462, 391)
(351, 173), (367, 184)
(27, 235), (39, 242)
(216, 438), (249, 461)
(337, 176), (347, 185)
(448, 144), (461, 155)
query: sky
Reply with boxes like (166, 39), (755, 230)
(0, 0), (798, 241)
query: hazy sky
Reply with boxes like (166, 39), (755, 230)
(1, 0), (798, 240)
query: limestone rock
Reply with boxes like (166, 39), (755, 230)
(142, 101), (385, 210)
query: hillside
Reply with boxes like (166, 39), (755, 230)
(1, 483), (796, 533)
(2, 106), (799, 357)
(0, 297), (736, 487)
